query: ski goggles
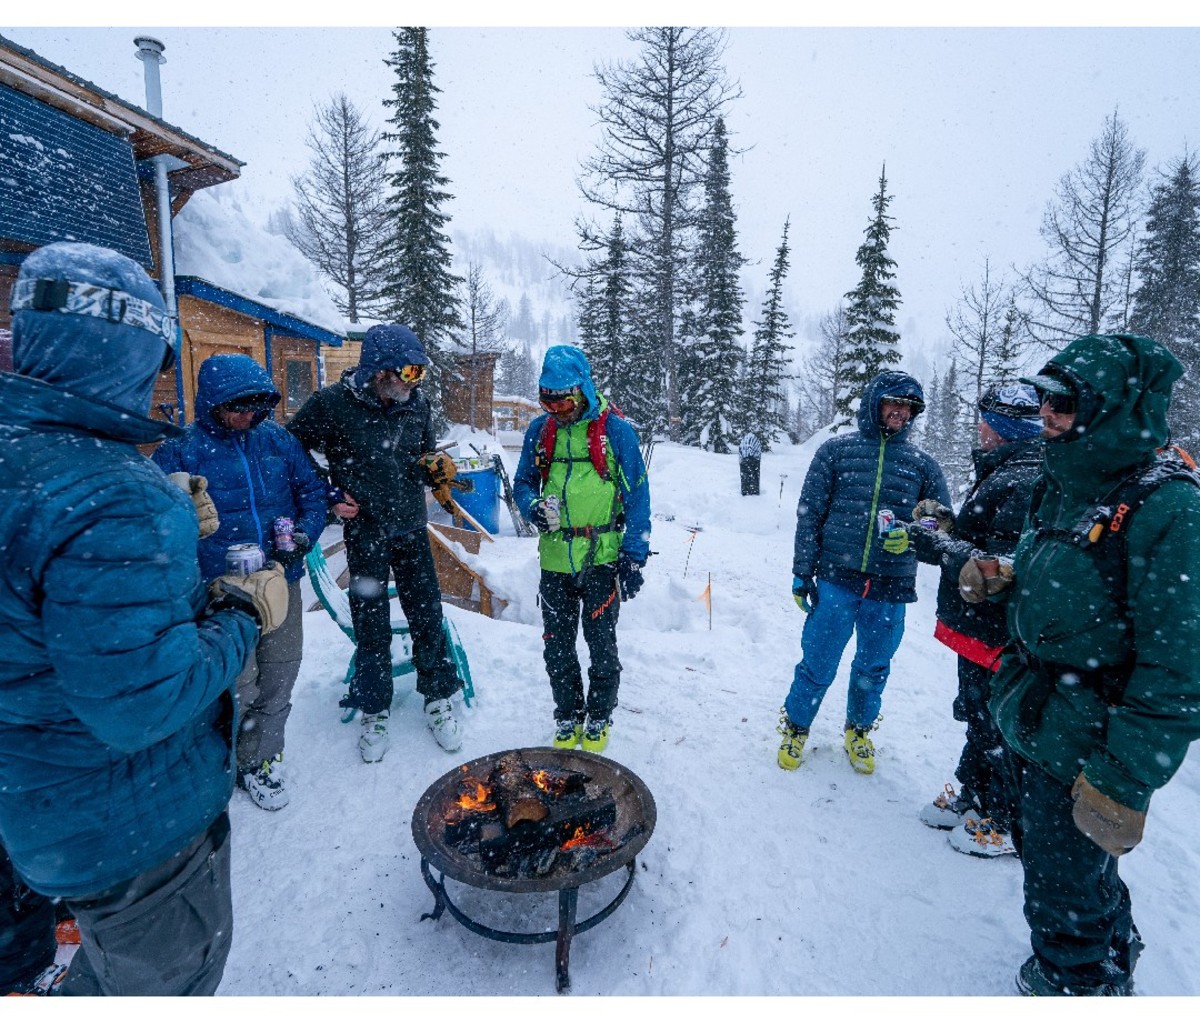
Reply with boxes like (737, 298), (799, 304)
(1037, 389), (1077, 414)
(879, 394), (925, 413)
(387, 364), (427, 383)
(10, 276), (178, 370)
(539, 387), (583, 416)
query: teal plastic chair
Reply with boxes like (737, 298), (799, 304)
(305, 542), (474, 721)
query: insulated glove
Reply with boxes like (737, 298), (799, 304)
(793, 576), (818, 613)
(421, 451), (458, 488)
(529, 497), (561, 533)
(881, 526), (910, 555)
(958, 556), (1014, 603)
(207, 562), (289, 635)
(912, 498), (955, 533)
(270, 529), (311, 568)
(617, 553), (645, 600)
(167, 472), (220, 540)
(1071, 774), (1146, 857)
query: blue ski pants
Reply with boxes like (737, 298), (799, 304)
(783, 577), (906, 731)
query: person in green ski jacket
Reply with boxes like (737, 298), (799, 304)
(512, 345), (650, 754)
(977, 333), (1200, 996)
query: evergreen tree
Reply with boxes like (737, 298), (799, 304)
(991, 297), (1029, 384)
(679, 117), (746, 453)
(836, 165), (902, 429)
(924, 361), (972, 498)
(578, 27), (739, 438)
(379, 26), (463, 408)
(1023, 110), (1145, 345)
(497, 340), (537, 400)
(579, 214), (634, 405)
(794, 303), (850, 439)
(945, 258), (1028, 408)
(741, 217), (796, 449)
(284, 93), (389, 323)
(1130, 155), (1200, 448)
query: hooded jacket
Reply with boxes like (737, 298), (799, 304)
(512, 345), (651, 573)
(990, 334), (1200, 811)
(794, 370), (950, 602)
(152, 354), (329, 584)
(287, 366), (436, 536)
(0, 243), (257, 898)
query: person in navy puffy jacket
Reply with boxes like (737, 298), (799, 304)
(153, 353), (328, 810)
(0, 242), (264, 995)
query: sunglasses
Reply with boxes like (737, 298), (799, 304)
(388, 364), (427, 383)
(221, 396), (274, 414)
(1038, 390), (1076, 414)
(540, 391), (582, 415)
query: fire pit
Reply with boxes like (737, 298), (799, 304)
(411, 747), (656, 992)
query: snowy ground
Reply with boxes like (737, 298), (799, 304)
(213, 433), (1200, 1007)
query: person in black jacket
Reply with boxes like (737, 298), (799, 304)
(909, 383), (1044, 857)
(288, 324), (466, 763)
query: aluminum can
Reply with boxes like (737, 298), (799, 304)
(876, 509), (896, 536)
(919, 516), (940, 532)
(273, 517), (296, 552)
(225, 543), (265, 577)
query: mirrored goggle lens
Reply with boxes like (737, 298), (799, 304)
(540, 393), (580, 415)
(223, 396), (274, 414)
(1038, 390), (1076, 414)
(395, 364), (427, 383)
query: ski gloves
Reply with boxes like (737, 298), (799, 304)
(617, 553), (645, 600)
(1071, 774), (1145, 856)
(207, 562), (289, 635)
(959, 556), (1014, 603)
(420, 451), (470, 514)
(792, 576), (818, 613)
(269, 530), (311, 568)
(529, 497), (561, 533)
(167, 472), (220, 539)
(912, 498), (955, 533)
(881, 527), (910, 555)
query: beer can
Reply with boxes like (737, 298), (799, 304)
(877, 509), (896, 535)
(225, 543), (265, 577)
(273, 517), (296, 552)
(919, 516), (940, 532)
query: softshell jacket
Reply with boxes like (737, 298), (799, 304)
(911, 438), (1043, 660)
(794, 371), (950, 602)
(989, 334), (1200, 812)
(0, 372), (257, 898)
(512, 347), (650, 575)
(152, 355), (328, 584)
(287, 368), (435, 537)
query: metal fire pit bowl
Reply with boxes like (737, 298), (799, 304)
(411, 746), (656, 993)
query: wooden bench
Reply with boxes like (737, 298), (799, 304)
(305, 542), (474, 719)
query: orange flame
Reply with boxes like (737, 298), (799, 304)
(455, 781), (495, 812)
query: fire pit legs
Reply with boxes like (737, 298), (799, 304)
(417, 856), (640, 993)
(555, 887), (578, 993)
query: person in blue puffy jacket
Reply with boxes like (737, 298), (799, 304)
(776, 370), (950, 775)
(0, 242), (270, 995)
(153, 353), (329, 811)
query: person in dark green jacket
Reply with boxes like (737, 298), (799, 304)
(976, 333), (1200, 996)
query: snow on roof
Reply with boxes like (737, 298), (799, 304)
(172, 187), (347, 336)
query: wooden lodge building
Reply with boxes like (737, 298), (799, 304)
(0, 34), (344, 426)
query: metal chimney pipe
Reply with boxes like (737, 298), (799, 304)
(133, 35), (177, 322)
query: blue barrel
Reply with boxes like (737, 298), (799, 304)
(454, 465), (500, 534)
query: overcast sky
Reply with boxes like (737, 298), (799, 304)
(5, 8), (1199, 363)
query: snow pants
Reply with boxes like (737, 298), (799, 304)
(235, 579), (303, 772)
(1014, 760), (1141, 993)
(1, 843), (56, 993)
(784, 577), (906, 731)
(739, 456), (761, 496)
(342, 522), (460, 715)
(953, 657), (1021, 832)
(61, 812), (232, 996)
(540, 564), (621, 725)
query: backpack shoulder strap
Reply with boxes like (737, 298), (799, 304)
(537, 416), (557, 486)
(588, 408), (611, 481)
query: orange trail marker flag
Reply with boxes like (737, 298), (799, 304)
(697, 572), (712, 629)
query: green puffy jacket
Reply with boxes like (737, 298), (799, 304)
(990, 334), (1200, 811)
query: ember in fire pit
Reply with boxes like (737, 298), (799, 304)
(412, 747), (656, 992)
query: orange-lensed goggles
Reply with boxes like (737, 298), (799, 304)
(390, 364), (427, 383)
(539, 389), (582, 415)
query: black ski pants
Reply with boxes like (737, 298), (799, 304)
(1, 844), (56, 993)
(540, 564), (622, 725)
(1014, 759), (1141, 993)
(343, 521), (460, 715)
(953, 657), (1021, 832)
